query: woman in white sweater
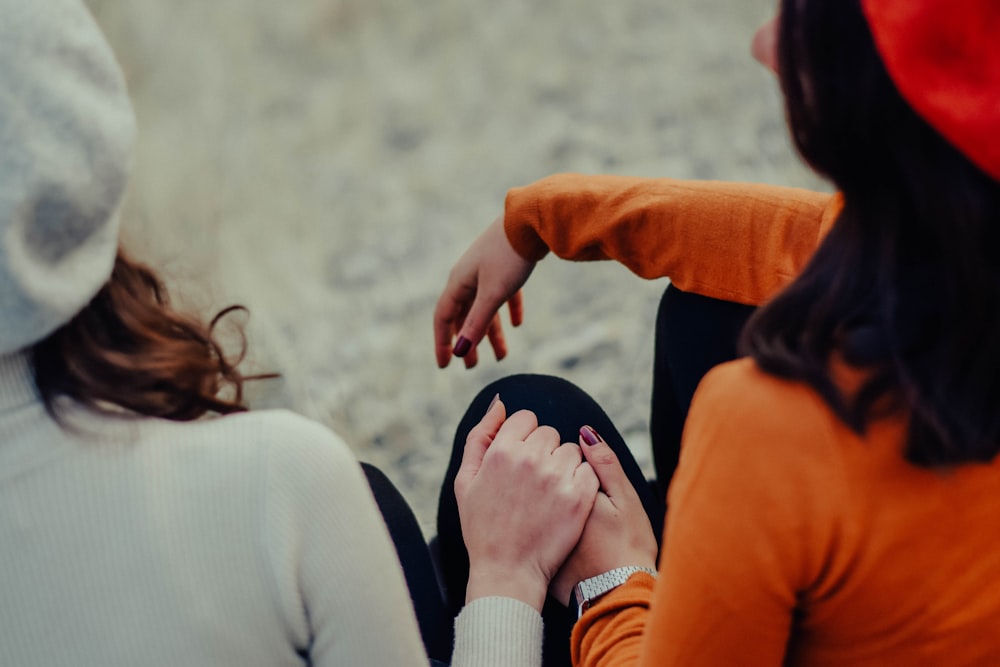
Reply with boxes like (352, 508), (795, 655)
(0, 1), (596, 665)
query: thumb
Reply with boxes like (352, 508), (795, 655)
(579, 425), (630, 499)
(456, 396), (506, 492)
(454, 292), (504, 358)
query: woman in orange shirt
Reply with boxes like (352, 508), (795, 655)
(434, 0), (1000, 664)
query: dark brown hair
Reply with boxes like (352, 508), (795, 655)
(741, 0), (1000, 465)
(31, 249), (264, 422)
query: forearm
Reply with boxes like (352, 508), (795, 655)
(504, 173), (838, 306)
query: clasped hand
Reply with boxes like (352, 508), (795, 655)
(456, 399), (658, 612)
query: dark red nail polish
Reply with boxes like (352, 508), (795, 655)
(580, 425), (602, 446)
(453, 336), (472, 357)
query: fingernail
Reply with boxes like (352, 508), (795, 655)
(486, 393), (500, 415)
(580, 425), (602, 446)
(453, 336), (471, 357)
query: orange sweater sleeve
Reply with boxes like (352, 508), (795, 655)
(571, 575), (656, 667)
(504, 173), (842, 305)
(572, 359), (845, 667)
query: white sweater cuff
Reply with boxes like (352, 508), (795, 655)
(452, 596), (543, 667)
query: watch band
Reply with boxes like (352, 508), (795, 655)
(573, 566), (657, 618)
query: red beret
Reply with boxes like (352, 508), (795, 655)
(862, 0), (1000, 181)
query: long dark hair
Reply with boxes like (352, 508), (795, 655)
(31, 249), (265, 422)
(741, 0), (1000, 465)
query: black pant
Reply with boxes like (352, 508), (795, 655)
(371, 285), (755, 665)
(649, 285), (756, 496)
(362, 463), (453, 664)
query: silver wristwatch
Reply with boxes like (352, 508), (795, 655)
(572, 566), (658, 618)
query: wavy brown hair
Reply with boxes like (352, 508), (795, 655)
(31, 249), (268, 422)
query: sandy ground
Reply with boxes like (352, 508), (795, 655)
(86, 0), (823, 534)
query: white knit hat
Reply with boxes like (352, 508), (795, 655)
(0, 0), (136, 355)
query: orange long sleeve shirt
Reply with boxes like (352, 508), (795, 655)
(504, 174), (1000, 666)
(504, 173), (840, 304)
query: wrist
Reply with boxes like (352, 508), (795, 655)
(466, 562), (548, 612)
(502, 192), (549, 263)
(572, 566), (657, 618)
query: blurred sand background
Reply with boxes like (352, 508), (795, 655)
(86, 0), (822, 534)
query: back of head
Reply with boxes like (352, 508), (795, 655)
(0, 0), (252, 421)
(744, 0), (1000, 465)
(777, 0), (1000, 201)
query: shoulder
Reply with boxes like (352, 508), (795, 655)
(205, 409), (359, 476)
(690, 358), (842, 443)
(680, 358), (850, 487)
(158, 411), (375, 544)
(670, 358), (852, 589)
(147, 408), (352, 453)
(226, 409), (353, 455)
(131, 409), (361, 488)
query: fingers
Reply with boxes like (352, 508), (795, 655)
(578, 425), (631, 500)
(463, 309), (518, 367)
(575, 461), (601, 495)
(549, 440), (582, 464)
(433, 308), (457, 369)
(455, 397), (507, 497)
(522, 424), (561, 455)
(462, 344), (479, 370)
(552, 445), (600, 493)
(507, 291), (524, 328)
(434, 289), (509, 369)
(492, 409), (540, 444)
(460, 408), (606, 514)
(520, 431), (599, 503)
(454, 293), (506, 362)
(485, 315), (508, 362)
(433, 283), (474, 369)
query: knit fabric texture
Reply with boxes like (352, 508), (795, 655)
(0, 0), (135, 354)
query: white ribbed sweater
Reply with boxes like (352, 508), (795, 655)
(0, 352), (542, 666)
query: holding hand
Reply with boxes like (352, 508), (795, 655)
(456, 398), (600, 611)
(433, 214), (536, 369)
(549, 425), (659, 606)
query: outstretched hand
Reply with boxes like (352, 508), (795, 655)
(549, 425), (659, 606)
(434, 214), (536, 369)
(455, 399), (600, 611)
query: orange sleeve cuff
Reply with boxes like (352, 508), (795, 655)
(571, 573), (656, 667)
(505, 182), (553, 262)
